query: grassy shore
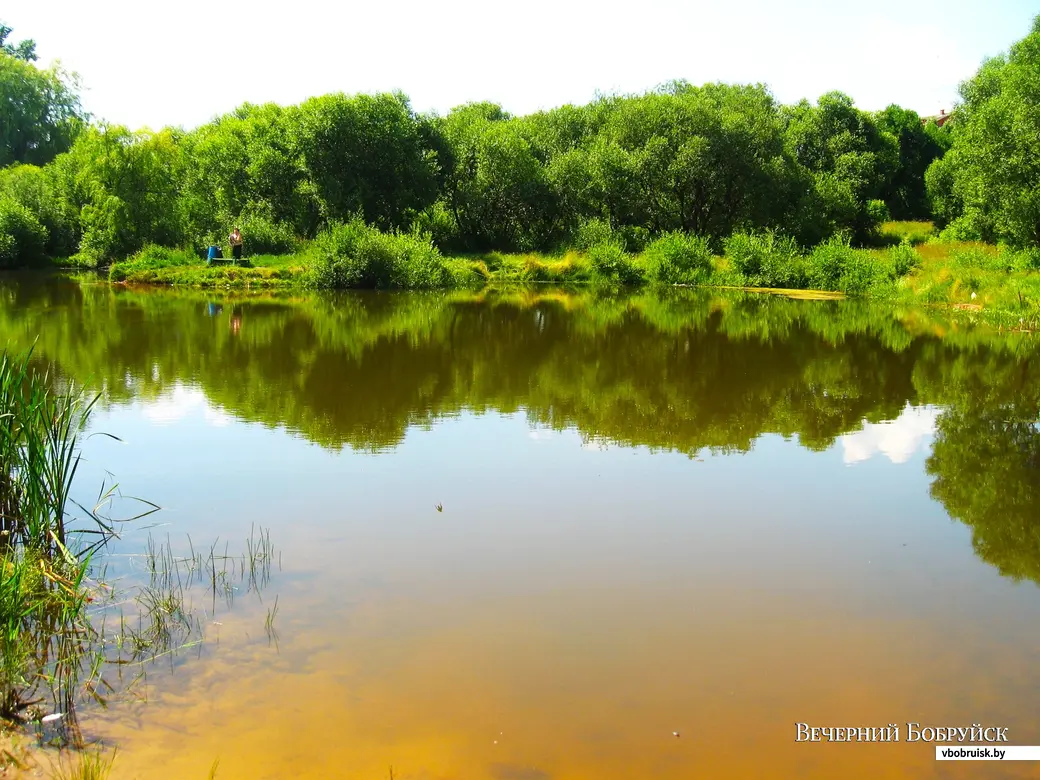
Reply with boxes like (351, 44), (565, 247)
(73, 221), (1040, 328)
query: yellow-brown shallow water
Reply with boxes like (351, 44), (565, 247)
(4, 276), (1040, 779)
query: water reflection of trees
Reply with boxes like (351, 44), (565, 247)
(928, 404), (1040, 583)
(3, 276), (1040, 582)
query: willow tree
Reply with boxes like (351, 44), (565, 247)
(0, 47), (85, 168)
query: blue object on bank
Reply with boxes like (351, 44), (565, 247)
(207, 245), (223, 265)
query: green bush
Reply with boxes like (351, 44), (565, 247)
(724, 233), (764, 278)
(309, 218), (449, 289)
(724, 231), (805, 288)
(1019, 248), (1040, 271)
(63, 252), (104, 270)
(588, 240), (643, 285)
(236, 212), (297, 256)
(866, 199), (890, 228)
(947, 245), (1021, 274)
(807, 236), (857, 290)
(0, 199), (48, 268)
(644, 232), (713, 284)
(77, 196), (134, 264)
(890, 238), (922, 277)
(806, 236), (885, 294)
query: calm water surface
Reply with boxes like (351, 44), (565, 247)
(3, 275), (1040, 779)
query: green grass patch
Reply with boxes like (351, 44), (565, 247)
(110, 245), (307, 287)
(880, 220), (935, 245)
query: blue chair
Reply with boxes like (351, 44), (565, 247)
(207, 245), (224, 265)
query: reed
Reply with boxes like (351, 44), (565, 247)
(0, 347), (283, 768)
(48, 746), (115, 780)
(0, 346), (158, 728)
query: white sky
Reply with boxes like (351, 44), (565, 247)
(5, 0), (1037, 131)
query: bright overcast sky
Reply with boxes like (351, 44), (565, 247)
(5, 0), (1037, 131)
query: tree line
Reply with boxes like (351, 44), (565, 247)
(1, 15), (1039, 267)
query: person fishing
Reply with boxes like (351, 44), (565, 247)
(229, 227), (244, 263)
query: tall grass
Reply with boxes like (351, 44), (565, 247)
(0, 348), (159, 729)
(109, 245), (201, 282)
(48, 747), (116, 780)
(880, 220), (935, 245)
(0, 348), (285, 772)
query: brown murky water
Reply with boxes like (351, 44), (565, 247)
(3, 275), (1040, 778)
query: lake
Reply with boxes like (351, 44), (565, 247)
(3, 273), (1039, 779)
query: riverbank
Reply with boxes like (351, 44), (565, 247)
(61, 222), (1040, 329)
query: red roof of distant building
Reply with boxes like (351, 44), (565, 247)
(921, 109), (953, 127)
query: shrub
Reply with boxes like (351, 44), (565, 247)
(309, 218), (449, 289)
(724, 233), (764, 278)
(838, 252), (884, 295)
(891, 238), (922, 277)
(948, 245), (1018, 273)
(807, 236), (856, 290)
(63, 253), (104, 270)
(806, 236), (885, 294)
(236, 212), (297, 256)
(77, 196), (135, 264)
(644, 232), (713, 284)
(866, 199), (890, 228)
(724, 231), (805, 288)
(0, 199), (48, 268)
(1018, 248), (1040, 271)
(587, 240), (643, 285)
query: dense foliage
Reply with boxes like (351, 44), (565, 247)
(8, 16), (1040, 275)
(926, 16), (1040, 248)
(0, 25), (84, 170)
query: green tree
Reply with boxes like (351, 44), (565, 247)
(50, 125), (183, 261)
(0, 53), (85, 167)
(0, 164), (76, 256)
(783, 92), (899, 243)
(927, 15), (1040, 246)
(875, 105), (946, 220)
(0, 198), (47, 266)
(0, 24), (36, 62)
(438, 103), (562, 251)
(588, 85), (798, 241)
(177, 102), (319, 249)
(294, 92), (441, 230)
